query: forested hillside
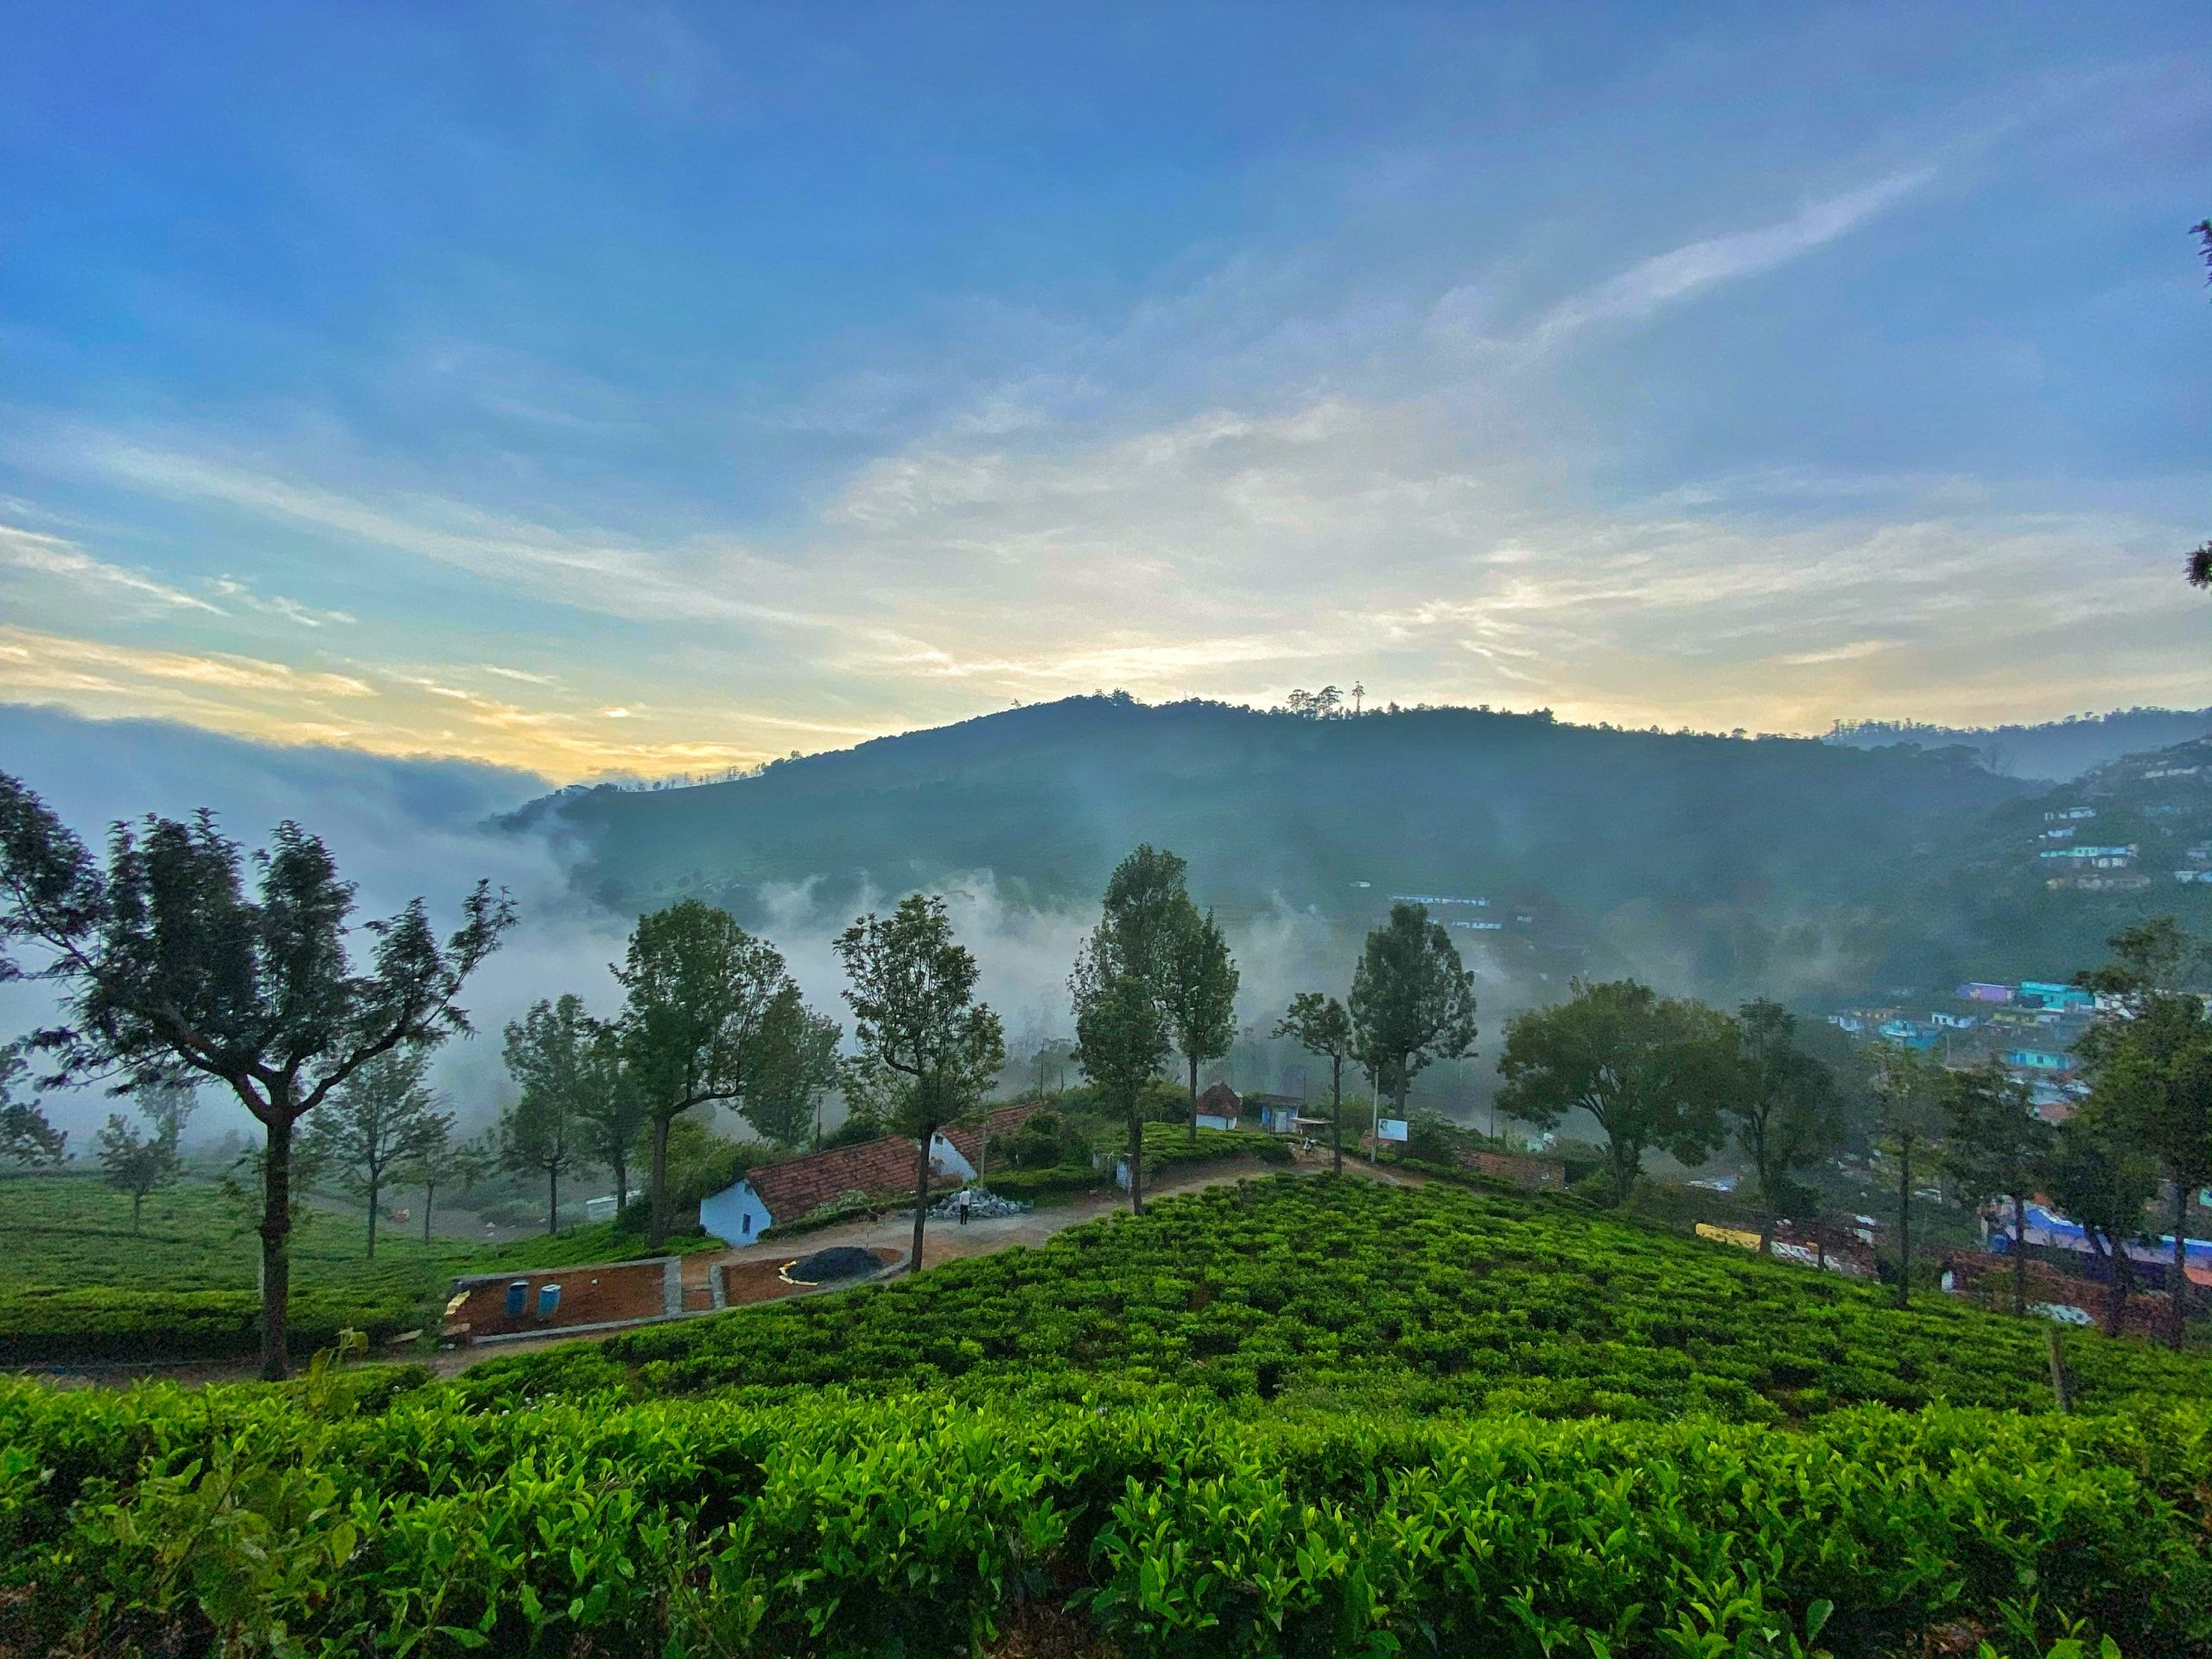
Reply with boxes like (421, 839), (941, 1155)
(1826, 706), (2212, 781)
(514, 696), (2031, 997)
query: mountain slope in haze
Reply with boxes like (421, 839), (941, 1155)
(1825, 706), (2212, 781)
(511, 696), (2031, 997)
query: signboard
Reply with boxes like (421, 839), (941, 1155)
(1376, 1118), (1408, 1143)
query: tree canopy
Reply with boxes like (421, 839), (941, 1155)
(837, 893), (1004, 1271)
(614, 899), (800, 1247)
(1497, 978), (1726, 1204)
(0, 773), (511, 1377)
(1348, 902), (1478, 1119)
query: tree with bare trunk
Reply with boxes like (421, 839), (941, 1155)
(1721, 999), (1843, 1254)
(1870, 1040), (1945, 1309)
(2073, 919), (2212, 1347)
(615, 900), (801, 1249)
(836, 893), (1004, 1274)
(1941, 1062), (2054, 1318)
(1351, 904), (1478, 1134)
(1276, 993), (1354, 1173)
(302, 1047), (452, 1258)
(1164, 904), (1237, 1144)
(0, 774), (511, 1378)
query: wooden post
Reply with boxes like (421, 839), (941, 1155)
(2046, 1326), (2072, 1414)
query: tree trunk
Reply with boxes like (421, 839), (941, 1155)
(2107, 1239), (2130, 1337)
(1754, 1129), (1774, 1255)
(423, 1179), (435, 1244)
(1330, 1058), (1343, 1176)
(908, 1130), (930, 1274)
(547, 1166), (559, 1236)
(2012, 1193), (2028, 1319)
(1128, 1105), (1144, 1216)
(1895, 1137), (1912, 1310)
(365, 1174), (379, 1260)
(1187, 1054), (1199, 1144)
(613, 1149), (629, 1218)
(646, 1115), (672, 1249)
(2170, 1183), (2189, 1351)
(259, 1115), (295, 1382)
(130, 1191), (143, 1235)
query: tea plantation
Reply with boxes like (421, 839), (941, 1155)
(0, 1172), (717, 1362)
(5, 1174), (2211, 1657)
(480, 1174), (2212, 1421)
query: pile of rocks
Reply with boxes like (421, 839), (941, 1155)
(927, 1185), (1033, 1221)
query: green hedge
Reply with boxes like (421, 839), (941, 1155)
(977, 1164), (1109, 1199)
(484, 1175), (2210, 1418)
(1, 1376), (2206, 1656)
(0, 1287), (417, 1363)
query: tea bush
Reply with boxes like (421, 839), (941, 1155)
(1, 1375), (2206, 1657)
(503, 1176), (2211, 1420)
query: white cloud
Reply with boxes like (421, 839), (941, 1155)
(1525, 168), (1936, 346)
(0, 522), (223, 613)
(207, 575), (356, 627)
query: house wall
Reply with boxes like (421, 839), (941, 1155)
(699, 1180), (773, 1246)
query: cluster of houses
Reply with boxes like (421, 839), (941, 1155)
(1827, 978), (2114, 1120)
(2032, 788), (2212, 891)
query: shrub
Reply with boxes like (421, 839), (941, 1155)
(1, 1379), (2205, 1657)
(0, 1287), (417, 1363)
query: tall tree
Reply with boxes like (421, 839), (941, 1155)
(2074, 919), (2212, 1347)
(0, 777), (512, 1377)
(92, 1109), (177, 1233)
(568, 1014), (647, 1215)
(1071, 950), (1168, 1214)
(2042, 1105), (2160, 1337)
(1163, 906), (1238, 1143)
(397, 1119), (490, 1244)
(1071, 846), (1189, 1212)
(1497, 978), (1726, 1205)
(614, 900), (799, 1248)
(1941, 1062), (2055, 1318)
(746, 986), (843, 1147)
(1869, 1040), (1946, 1308)
(1276, 993), (1354, 1173)
(301, 1047), (453, 1258)
(1349, 903), (1478, 1124)
(0, 1044), (67, 1167)
(836, 893), (1006, 1273)
(503, 995), (601, 1236)
(1721, 999), (1843, 1252)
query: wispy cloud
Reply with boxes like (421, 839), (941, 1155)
(1525, 168), (1936, 346)
(0, 522), (224, 614)
(206, 576), (356, 627)
(0, 625), (375, 700)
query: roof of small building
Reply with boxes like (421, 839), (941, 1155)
(1197, 1081), (1242, 1113)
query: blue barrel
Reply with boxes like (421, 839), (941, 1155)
(504, 1280), (528, 1318)
(536, 1283), (562, 1320)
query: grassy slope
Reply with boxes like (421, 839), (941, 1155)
(0, 1172), (714, 1352)
(473, 1174), (2211, 1421)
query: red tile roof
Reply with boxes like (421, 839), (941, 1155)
(741, 1103), (1043, 1224)
(1197, 1082), (1241, 1116)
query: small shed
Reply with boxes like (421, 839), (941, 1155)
(1194, 1081), (1242, 1131)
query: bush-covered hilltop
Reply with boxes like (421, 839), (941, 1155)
(510, 695), (2212, 995)
(7, 1178), (2212, 1657)
(512, 696), (2019, 957)
(474, 1175), (2207, 1418)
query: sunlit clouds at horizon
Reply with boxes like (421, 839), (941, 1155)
(1, 3), (2204, 778)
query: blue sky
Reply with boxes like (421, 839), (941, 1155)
(1, 1), (2206, 777)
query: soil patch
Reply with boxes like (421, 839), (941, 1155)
(446, 1260), (668, 1340)
(721, 1246), (903, 1307)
